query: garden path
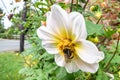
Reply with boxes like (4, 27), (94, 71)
(0, 39), (30, 52)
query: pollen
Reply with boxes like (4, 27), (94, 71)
(57, 38), (75, 61)
(58, 38), (74, 51)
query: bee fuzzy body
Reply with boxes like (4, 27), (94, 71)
(63, 47), (74, 63)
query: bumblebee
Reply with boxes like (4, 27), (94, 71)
(63, 47), (74, 63)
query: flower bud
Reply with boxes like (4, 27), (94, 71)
(93, 37), (99, 43)
(15, 0), (21, 2)
(101, 2), (107, 8)
(90, 6), (95, 12)
(0, 14), (4, 17)
(88, 36), (99, 43)
(41, 21), (46, 26)
(26, 3), (30, 8)
(30, 13), (34, 17)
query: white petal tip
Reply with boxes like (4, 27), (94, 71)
(95, 51), (105, 63)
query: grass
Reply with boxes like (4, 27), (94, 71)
(0, 51), (25, 80)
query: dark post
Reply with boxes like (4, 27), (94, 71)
(20, 1), (27, 53)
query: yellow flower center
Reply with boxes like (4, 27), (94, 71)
(57, 38), (76, 63)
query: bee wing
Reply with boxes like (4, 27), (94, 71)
(64, 54), (70, 63)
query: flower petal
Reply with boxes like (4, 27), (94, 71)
(47, 5), (69, 38)
(76, 40), (104, 64)
(74, 57), (99, 73)
(42, 40), (59, 54)
(37, 26), (60, 41)
(37, 26), (60, 54)
(69, 12), (87, 40)
(55, 54), (66, 67)
(98, 51), (105, 61)
(65, 61), (79, 73)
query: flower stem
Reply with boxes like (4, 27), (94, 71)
(96, 16), (102, 24)
(76, 0), (78, 11)
(49, 0), (53, 5)
(86, 73), (91, 80)
(83, 0), (89, 10)
(97, 37), (106, 46)
(70, 0), (73, 12)
(104, 33), (120, 72)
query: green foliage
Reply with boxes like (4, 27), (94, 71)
(86, 20), (103, 35)
(103, 27), (117, 38)
(0, 52), (24, 80)
(96, 69), (109, 80)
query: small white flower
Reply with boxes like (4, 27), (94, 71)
(37, 4), (104, 73)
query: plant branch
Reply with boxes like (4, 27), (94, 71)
(104, 34), (120, 72)
(97, 37), (106, 46)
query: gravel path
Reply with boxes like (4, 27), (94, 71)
(0, 39), (30, 52)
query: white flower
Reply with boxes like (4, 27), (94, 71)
(37, 4), (104, 73)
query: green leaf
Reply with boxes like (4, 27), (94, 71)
(56, 68), (75, 80)
(101, 41), (120, 64)
(86, 20), (103, 35)
(96, 69), (109, 80)
(103, 30), (116, 38)
(85, 11), (96, 18)
(34, 2), (48, 8)
(19, 67), (28, 74)
(105, 53), (120, 64)
(25, 77), (37, 80)
(44, 62), (57, 73)
(35, 69), (48, 80)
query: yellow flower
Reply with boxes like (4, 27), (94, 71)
(15, 53), (19, 56)
(32, 61), (38, 65)
(89, 37), (99, 43)
(95, 12), (102, 19)
(27, 54), (33, 60)
(117, 28), (120, 33)
(26, 60), (31, 64)
(118, 71), (120, 77)
(94, 37), (99, 43)
(24, 63), (29, 67)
